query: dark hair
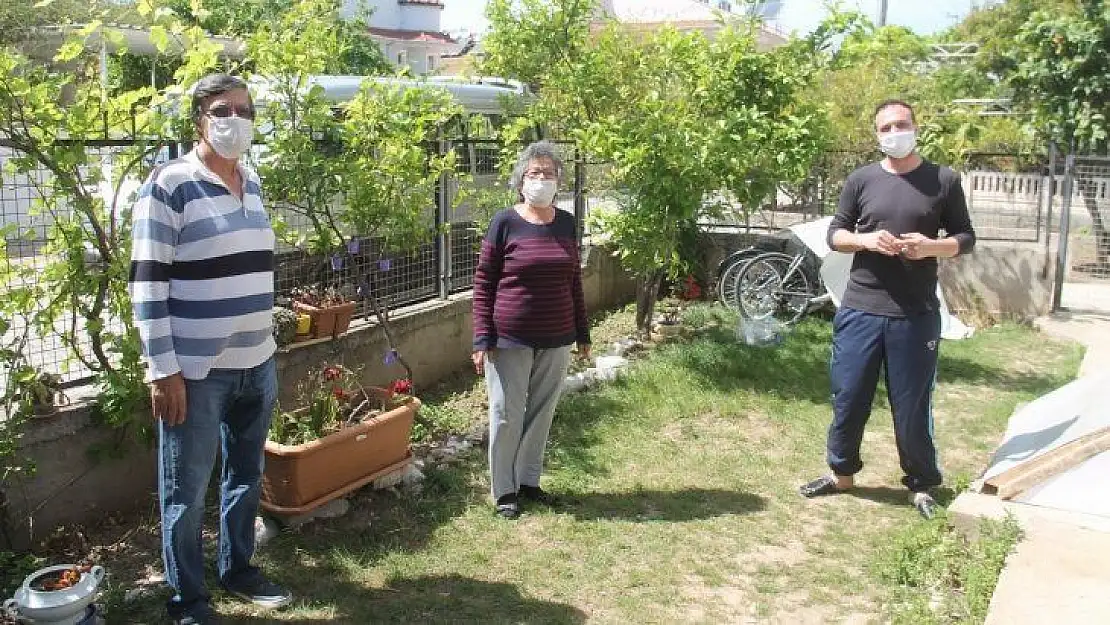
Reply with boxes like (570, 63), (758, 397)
(874, 99), (915, 123)
(190, 73), (252, 124)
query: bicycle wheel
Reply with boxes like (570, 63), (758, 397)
(732, 252), (816, 325)
(715, 248), (764, 309)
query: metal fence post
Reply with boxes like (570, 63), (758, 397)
(437, 137), (450, 300)
(1043, 142), (1056, 277)
(1052, 152), (1075, 312)
(574, 147), (585, 245)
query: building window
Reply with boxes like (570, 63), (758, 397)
(396, 50), (408, 67)
(427, 55), (437, 71)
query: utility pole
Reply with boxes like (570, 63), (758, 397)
(878, 0), (888, 26)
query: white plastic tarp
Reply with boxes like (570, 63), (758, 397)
(976, 371), (1110, 518)
(787, 217), (974, 340)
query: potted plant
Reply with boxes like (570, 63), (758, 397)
(255, 68), (464, 394)
(272, 306), (299, 347)
(261, 365), (419, 514)
(653, 298), (686, 339)
(291, 285), (357, 339)
(12, 370), (65, 416)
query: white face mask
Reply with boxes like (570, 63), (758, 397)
(205, 116), (254, 160)
(879, 129), (917, 159)
(521, 178), (558, 207)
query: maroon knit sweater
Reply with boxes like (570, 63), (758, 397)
(472, 208), (590, 350)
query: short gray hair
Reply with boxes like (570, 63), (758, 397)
(508, 141), (564, 194)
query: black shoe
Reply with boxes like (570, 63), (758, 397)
(495, 493), (520, 519)
(799, 475), (848, 498)
(518, 485), (561, 507)
(170, 605), (221, 625)
(221, 570), (293, 609)
(911, 492), (939, 520)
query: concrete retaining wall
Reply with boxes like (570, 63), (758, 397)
(0, 247), (637, 550)
(701, 229), (1057, 318)
(940, 238), (1056, 319)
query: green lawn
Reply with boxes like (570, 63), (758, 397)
(78, 305), (1082, 623)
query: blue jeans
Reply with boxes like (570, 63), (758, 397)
(159, 357), (277, 617)
(827, 308), (942, 493)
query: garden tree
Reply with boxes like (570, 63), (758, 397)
(0, 0), (459, 483)
(0, 0), (110, 46)
(945, 0), (1079, 82)
(482, 0), (831, 333)
(0, 6), (233, 460)
(812, 13), (1035, 169)
(815, 21), (929, 153)
(165, 0), (390, 75)
(482, 0), (596, 92)
(249, 0), (461, 387)
(1010, 0), (1110, 268)
(108, 0), (390, 92)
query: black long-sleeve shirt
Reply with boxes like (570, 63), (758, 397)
(828, 161), (976, 317)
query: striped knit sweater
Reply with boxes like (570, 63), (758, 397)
(128, 150), (276, 382)
(472, 208), (590, 351)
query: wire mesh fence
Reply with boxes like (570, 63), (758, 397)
(1067, 157), (1110, 284)
(1, 142), (176, 386)
(699, 150), (1050, 240)
(0, 136), (589, 388)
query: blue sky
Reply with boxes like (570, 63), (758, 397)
(442, 0), (982, 37)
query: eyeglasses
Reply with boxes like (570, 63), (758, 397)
(523, 169), (559, 180)
(206, 104), (255, 120)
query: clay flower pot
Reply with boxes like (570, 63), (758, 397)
(260, 388), (419, 515)
(293, 301), (357, 338)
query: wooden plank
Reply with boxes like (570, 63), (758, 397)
(983, 426), (1110, 500)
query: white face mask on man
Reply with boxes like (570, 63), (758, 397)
(521, 178), (558, 207)
(205, 116), (254, 160)
(879, 130), (917, 159)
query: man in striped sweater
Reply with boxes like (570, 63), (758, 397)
(129, 73), (290, 625)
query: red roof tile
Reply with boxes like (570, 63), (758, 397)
(367, 27), (455, 44)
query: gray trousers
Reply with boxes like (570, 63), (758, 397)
(485, 345), (573, 499)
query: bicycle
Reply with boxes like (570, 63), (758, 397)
(714, 237), (789, 308)
(731, 250), (830, 326)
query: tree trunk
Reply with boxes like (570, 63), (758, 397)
(1080, 183), (1110, 269)
(635, 271), (663, 335)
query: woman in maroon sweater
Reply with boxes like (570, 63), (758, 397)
(472, 141), (591, 519)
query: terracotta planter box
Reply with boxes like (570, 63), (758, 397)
(292, 301), (357, 338)
(261, 388), (419, 515)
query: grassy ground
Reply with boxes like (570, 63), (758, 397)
(11, 304), (1082, 624)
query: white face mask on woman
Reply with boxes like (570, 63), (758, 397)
(205, 116), (254, 160)
(521, 178), (558, 207)
(879, 130), (917, 159)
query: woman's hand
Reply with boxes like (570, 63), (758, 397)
(472, 350), (487, 375)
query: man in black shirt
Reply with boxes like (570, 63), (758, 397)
(799, 99), (976, 519)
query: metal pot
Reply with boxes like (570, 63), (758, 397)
(3, 565), (105, 625)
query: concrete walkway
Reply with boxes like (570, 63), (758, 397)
(1034, 309), (1110, 378)
(949, 306), (1110, 625)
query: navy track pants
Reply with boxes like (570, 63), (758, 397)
(827, 307), (943, 493)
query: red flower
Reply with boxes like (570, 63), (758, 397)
(389, 378), (412, 395)
(680, 275), (702, 300)
(323, 366), (342, 381)
(332, 386), (350, 401)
